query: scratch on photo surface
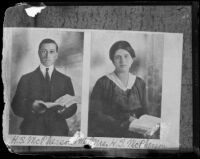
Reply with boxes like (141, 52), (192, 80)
(68, 131), (95, 148)
(68, 131), (85, 144)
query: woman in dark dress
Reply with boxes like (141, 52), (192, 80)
(88, 41), (147, 138)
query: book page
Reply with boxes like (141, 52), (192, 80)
(55, 94), (81, 108)
(139, 115), (161, 124)
(129, 115), (160, 131)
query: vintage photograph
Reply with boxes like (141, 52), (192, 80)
(88, 31), (165, 139)
(4, 28), (84, 137)
(3, 28), (183, 149)
(2, 2), (196, 155)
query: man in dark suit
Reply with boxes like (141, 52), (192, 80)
(11, 38), (78, 136)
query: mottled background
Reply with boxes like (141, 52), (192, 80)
(90, 32), (164, 118)
(3, 5), (193, 155)
(8, 29), (83, 136)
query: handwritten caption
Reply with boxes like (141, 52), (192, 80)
(9, 134), (166, 149)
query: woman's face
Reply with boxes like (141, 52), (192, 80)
(113, 49), (133, 73)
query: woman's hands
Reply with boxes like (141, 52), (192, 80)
(129, 114), (137, 122)
(119, 114), (137, 129)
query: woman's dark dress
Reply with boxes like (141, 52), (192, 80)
(88, 74), (147, 138)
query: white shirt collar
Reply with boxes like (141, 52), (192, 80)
(39, 64), (54, 79)
(106, 72), (136, 91)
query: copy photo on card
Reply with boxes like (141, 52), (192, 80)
(3, 28), (84, 146)
(3, 28), (183, 149)
(86, 30), (183, 149)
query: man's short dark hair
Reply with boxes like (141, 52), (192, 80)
(38, 39), (58, 52)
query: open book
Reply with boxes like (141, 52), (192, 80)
(37, 94), (81, 113)
(129, 114), (161, 136)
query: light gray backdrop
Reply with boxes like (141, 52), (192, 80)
(8, 28), (83, 136)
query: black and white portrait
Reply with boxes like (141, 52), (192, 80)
(4, 28), (84, 137)
(88, 31), (168, 139)
(3, 28), (183, 149)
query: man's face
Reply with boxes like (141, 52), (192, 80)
(38, 43), (58, 67)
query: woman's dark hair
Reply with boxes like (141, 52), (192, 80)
(38, 38), (58, 52)
(109, 41), (135, 61)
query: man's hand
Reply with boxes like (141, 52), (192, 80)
(32, 100), (45, 108)
(56, 95), (81, 114)
(32, 100), (46, 114)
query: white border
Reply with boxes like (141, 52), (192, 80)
(81, 31), (91, 136)
(160, 34), (183, 148)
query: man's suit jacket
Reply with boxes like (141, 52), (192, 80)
(11, 67), (77, 136)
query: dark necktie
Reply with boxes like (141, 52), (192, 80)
(45, 68), (50, 83)
(45, 68), (51, 101)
